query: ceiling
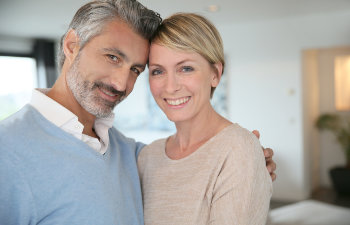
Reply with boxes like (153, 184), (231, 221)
(1, 0), (350, 40)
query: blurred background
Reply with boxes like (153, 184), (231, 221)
(1, 0), (350, 223)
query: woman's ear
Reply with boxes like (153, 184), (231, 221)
(63, 29), (80, 64)
(211, 62), (223, 88)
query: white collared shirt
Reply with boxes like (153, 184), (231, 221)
(29, 89), (114, 154)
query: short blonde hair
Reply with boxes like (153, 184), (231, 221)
(152, 13), (225, 97)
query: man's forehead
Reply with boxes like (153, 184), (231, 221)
(87, 20), (149, 64)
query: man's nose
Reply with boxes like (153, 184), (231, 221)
(110, 67), (131, 92)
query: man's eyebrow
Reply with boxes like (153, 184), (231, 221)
(134, 64), (146, 70)
(102, 47), (129, 62)
(102, 48), (146, 69)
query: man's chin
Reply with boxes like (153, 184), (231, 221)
(95, 106), (115, 118)
(82, 104), (114, 118)
(93, 110), (113, 118)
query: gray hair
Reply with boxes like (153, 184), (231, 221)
(57, 0), (162, 71)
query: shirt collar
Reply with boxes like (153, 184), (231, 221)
(30, 88), (80, 128)
(29, 88), (115, 138)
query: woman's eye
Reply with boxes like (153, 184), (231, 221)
(151, 69), (163, 76)
(181, 66), (193, 72)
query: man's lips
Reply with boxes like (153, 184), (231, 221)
(100, 88), (117, 97)
(97, 87), (118, 101)
(94, 82), (126, 102)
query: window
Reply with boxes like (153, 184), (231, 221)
(0, 56), (37, 121)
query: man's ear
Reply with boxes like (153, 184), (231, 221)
(211, 62), (223, 88)
(63, 29), (80, 64)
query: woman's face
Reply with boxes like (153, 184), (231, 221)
(148, 43), (220, 123)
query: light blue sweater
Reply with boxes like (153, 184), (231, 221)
(0, 105), (145, 225)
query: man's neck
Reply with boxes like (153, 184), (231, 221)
(47, 74), (98, 138)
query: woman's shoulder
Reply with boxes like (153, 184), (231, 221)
(214, 123), (270, 186)
(144, 137), (167, 150)
(217, 123), (259, 146)
(214, 123), (264, 160)
(138, 137), (167, 159)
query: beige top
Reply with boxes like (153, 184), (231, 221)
(138, 123), (272, 225)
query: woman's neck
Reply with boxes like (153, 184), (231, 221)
(166, 105), (232, 160)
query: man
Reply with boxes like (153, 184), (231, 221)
(0, 0), (275, 224)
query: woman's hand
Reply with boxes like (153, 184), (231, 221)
(252, 130), (277, 181)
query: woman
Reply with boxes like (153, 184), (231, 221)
(138, 13), (272, 225)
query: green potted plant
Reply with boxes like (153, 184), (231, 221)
(316, 113), (350, 196)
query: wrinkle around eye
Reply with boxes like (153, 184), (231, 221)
(107, 54), (120, 63)
(131, 67), (141, 76)
(181, 66), (194, 72)
(150, 69), (163, 76)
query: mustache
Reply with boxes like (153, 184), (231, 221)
(94, 82), (126, 97)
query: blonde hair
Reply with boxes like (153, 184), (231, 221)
(152, 13), (225, 97)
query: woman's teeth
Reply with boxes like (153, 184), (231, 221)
(166, 97), (190, 106)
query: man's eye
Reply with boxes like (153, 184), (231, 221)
(108, 54), (119, 62)
(181, 66), (193, 72)
(131, 67), (141, 75)
(151, 69), (163, 76)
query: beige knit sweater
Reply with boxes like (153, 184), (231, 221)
(138, 123), (272, 225)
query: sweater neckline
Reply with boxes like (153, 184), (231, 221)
(25, 104), (112, 160)
(162, 123), (236, 163)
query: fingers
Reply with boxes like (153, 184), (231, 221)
(266, 158), (277, 182)
(270, 173), (277, 181)
(266, 160), (276, 173)
(252, 130), (260, 139)
(263, 147), (274, 158)
(259, 139), (277, 182)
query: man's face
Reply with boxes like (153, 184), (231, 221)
(66, 20), (149, 118)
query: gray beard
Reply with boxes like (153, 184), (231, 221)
(66, 58), (120, 118)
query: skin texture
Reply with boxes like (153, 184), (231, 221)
(149, 43), (220, 124)
(47, 19), (149, 138)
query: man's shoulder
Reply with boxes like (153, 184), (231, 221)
(108, 127), (146, 152)
(0, 105), (34, 133)
(0, 105), (50, 151)
(108, 126), (130, 143)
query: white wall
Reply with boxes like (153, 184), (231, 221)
(217, 10), (350, 201)
(0, 36), (33, 54)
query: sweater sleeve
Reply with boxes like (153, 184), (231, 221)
(209, 133), (272, 225)
(135, 141), (146, 158)
(0, 153), (36, 225)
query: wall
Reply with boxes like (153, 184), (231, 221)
(217, 10), (350, 201)
(0, 36), (33, 54)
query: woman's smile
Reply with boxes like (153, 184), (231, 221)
(165, 96), (191, 107)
